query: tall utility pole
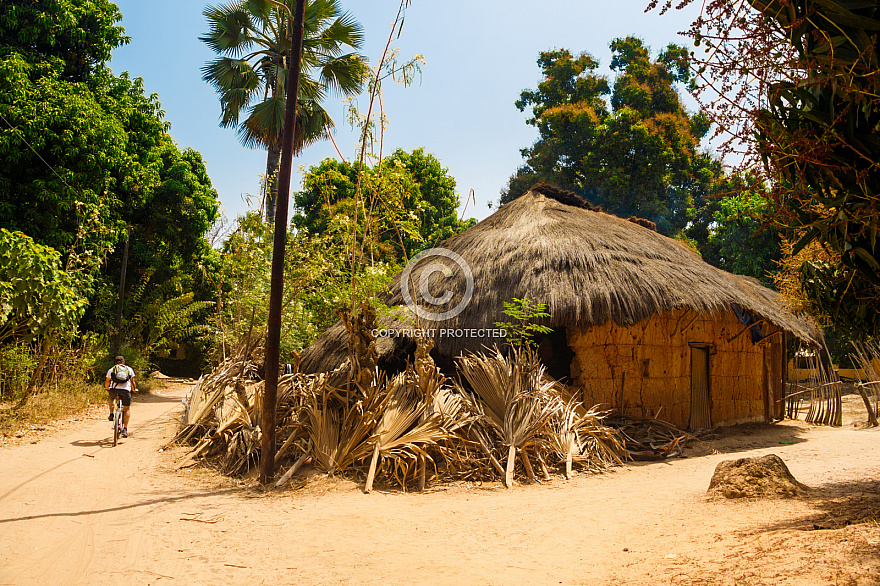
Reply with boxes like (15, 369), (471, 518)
(260, 0), (306, 485)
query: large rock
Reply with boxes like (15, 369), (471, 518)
(707, 454), (809, 499)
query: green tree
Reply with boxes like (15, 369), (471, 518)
(126, 142), (220, 291)
(675, 0), (880, 340)
(215, 210), (375, 358)
(293, 148), (471, 261)
(294, 156), (422, 263)
(85, 141), (222, 352)
(201, 0), (368, 223)
(706, 187), (781, 288)
(0, 1), (222, 358)
(750, 0), (880, 340)
(0, 54), (133, 262)
(493, 297), (552, 353)
(385, 148), (465, 245)
(0, 0), (128, 82)
(0, 229), (87, 344)
(505, 37), (717, 236)
(0, 53), (221, 337)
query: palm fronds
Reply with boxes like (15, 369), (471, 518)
(458, 348), (576, 488)
(201, 0), (368, 152)
(302, 386), (374, 476)
(362, 367), (457, 492)
(175, 337), (627, 490)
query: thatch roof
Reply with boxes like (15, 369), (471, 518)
(300, 186), (821, 373)
(298, 310), (417, 374)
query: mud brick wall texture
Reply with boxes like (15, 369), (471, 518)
(568, 308), (780, 429)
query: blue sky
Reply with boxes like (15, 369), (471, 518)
(109, 0), (702, 223)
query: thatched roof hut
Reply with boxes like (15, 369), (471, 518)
(301, 185), (819, 428)
(303, 185), (817, 364)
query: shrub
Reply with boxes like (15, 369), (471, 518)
(0, 344), (36, 399)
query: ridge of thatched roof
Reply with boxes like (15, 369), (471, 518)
(528, 182), (601, 211)
(300, 189), (820, 373)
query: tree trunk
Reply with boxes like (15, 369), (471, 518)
(264, 147), (281, 224)
(24, 337), (52, 396)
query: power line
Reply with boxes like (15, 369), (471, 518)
(0, 111), (80, 196)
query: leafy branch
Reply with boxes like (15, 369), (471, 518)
(494, 297), (552, 353)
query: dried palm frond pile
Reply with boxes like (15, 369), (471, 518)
(173, 317), (628, 491)
(173, 340), (264, 473)
(456, 346), (626, 486)
(605, 414), (705, 460)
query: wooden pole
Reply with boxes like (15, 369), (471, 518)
(857, 383), (879, 426)
(275, 439), (312, 488)
(260, 0), (306, 485)
(726, 319), (765, 344)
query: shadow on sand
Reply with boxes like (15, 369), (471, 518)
(750, 477), (880, 534)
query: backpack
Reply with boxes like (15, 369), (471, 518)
(110, 364), (132, 384)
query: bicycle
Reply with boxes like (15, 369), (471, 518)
(112, 395), (124, 446)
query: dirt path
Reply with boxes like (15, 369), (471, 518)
(1, 385), (879, 585)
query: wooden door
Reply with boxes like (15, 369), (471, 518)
(764, 336), (785, 421)
(690, 346), (711, 429)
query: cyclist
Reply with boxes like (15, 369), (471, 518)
(106, 355), (137, 438)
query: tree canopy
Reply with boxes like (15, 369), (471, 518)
(0, 56), (165, 262)
(294, 148), (472, 261)
(752, 0), (880, 340)
(201, 0), (368, 223)
(700, 177), (781, 288)
(504, 37), (717, 236)
(0, 229), (87, 344)
(674, 0), (880, 340)
(0, 0), (221, 353)
(0, 0), (128, 81)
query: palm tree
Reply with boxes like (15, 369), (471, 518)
(201, 0), (367, 223)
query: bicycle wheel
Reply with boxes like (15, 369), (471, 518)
(113, 404), (121, 446)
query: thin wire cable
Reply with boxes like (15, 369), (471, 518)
(0, 111), (79, 195)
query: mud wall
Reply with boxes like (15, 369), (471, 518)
(568, 308), (781, 428)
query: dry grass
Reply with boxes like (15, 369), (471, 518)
(0, 377), (108, 435)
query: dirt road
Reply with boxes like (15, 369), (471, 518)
(1, 385), (879, 585)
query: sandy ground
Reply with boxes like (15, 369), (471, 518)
(1, 385), (879, 586)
